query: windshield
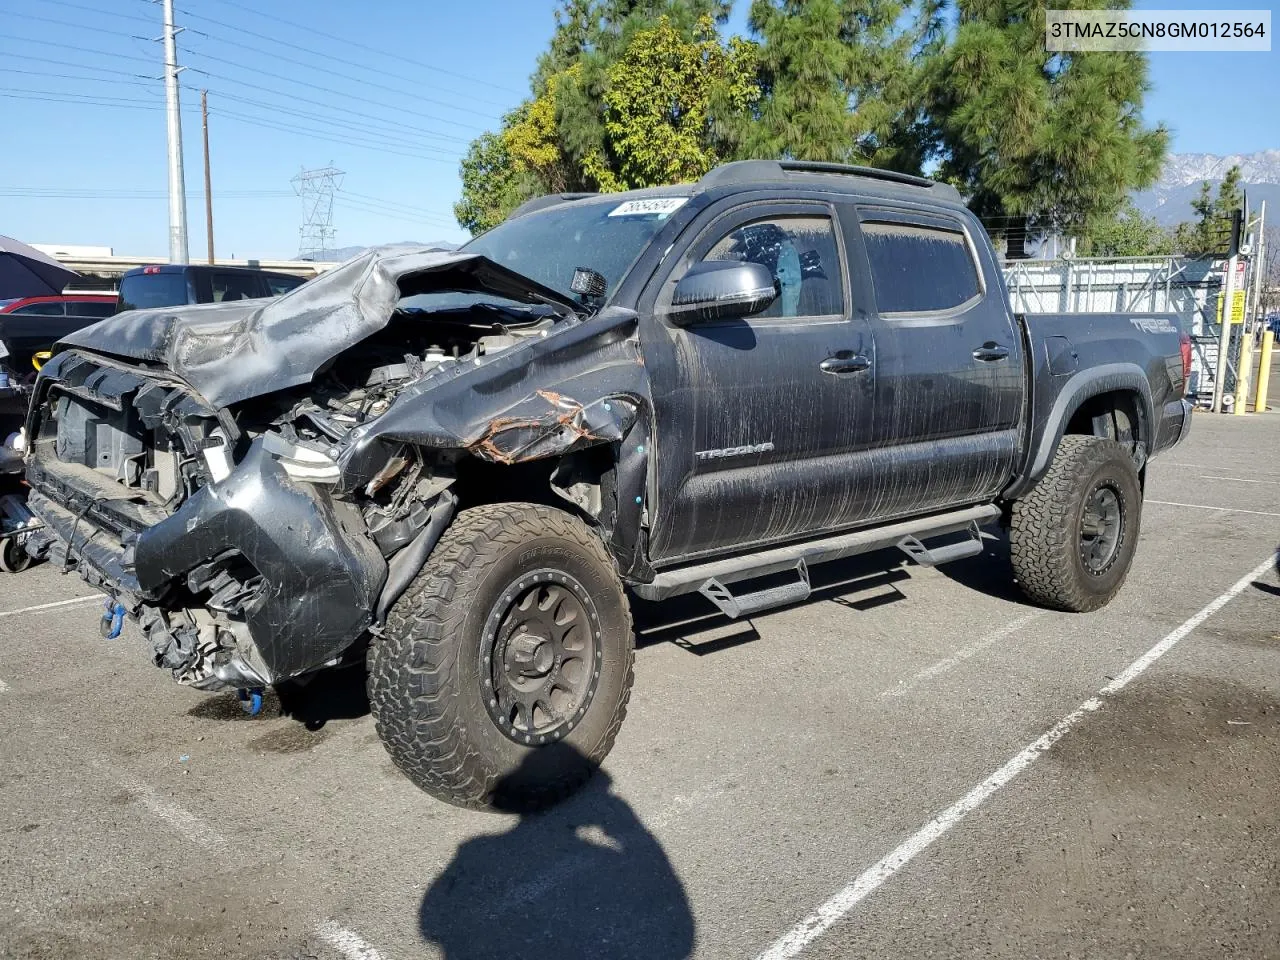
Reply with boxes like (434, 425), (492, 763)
(461, 196), (686, 302)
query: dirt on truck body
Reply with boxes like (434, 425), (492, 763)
(21, 160), (1192, 809)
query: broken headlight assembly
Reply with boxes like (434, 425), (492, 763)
(261, 431), (340, 484)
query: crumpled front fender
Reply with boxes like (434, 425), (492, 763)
(336, 307), (650, 491)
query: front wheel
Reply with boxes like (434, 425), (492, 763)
(368, 502), (634, 810)
(1009, 435), (1142, 612)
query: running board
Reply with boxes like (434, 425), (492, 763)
(633, 504), (1000, 603)
(896, 520), (987, 567)
(698, 560), (811, 620)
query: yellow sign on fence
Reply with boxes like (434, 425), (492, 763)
(1217, 290), (1247, 325)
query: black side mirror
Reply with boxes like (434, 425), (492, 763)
(668, 261), (777, 326)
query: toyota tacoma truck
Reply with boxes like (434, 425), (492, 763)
(20, 160), (1192, 809)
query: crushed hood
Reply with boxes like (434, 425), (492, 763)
(57, 247), (581, 408)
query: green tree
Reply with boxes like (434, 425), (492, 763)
(453, 131), (531, 235)
(738, 0), (921, 166)
(454, 2), (753, 233)
(1172, 166), (1243, 255)
(604, 16), (760, 187)
(925, 0), (1167, 239)
(1079, 200), (1172, 257)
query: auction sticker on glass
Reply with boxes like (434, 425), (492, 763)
(1046, 9), (1270, 51)
(608, 198), (689, 218)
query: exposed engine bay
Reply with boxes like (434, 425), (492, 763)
(21, 248), (650, 694)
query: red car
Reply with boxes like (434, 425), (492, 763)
(1, 294), (116, 397)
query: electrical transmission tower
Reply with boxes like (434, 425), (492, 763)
(291, 166), (344, 259)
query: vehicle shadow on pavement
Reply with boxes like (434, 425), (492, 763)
(931, 528), (1040, 608)
(419, 753), (695, 960)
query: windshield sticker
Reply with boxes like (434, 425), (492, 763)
(607, 197), (689, 219)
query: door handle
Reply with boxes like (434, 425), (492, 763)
(972, 342), (1010, 362)
(820, 354), (871, 375)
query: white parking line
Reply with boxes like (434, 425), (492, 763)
(0, 595), (100, 618)
(113, 772), (227, 849)
(1200, 475), (1280, 485)
(755, 552), (1277, 960)
(881, 612), (1042, 699)
(1145, 499), (1280, 518)
(316, 921), (391, 960)
(0, 677), (8, 694)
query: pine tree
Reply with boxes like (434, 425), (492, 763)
(925, 0), (1167, 238)
(1173, 166), (1244, 255)
(739, 0), (920, 166)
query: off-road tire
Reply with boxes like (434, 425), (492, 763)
(368, 502), (634, 810)
(1010, 435), (1142, 612)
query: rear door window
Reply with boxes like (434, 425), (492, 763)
(210, 272), (263, 302)
(861, 220), (981, 314)
(265, 274), (305, 296)
(65, 301), (115, 319)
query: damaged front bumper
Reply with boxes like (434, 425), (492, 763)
(24, 353), (387, 689)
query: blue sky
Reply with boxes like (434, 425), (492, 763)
(1, 0), (1275, 260)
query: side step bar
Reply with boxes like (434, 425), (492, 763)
(896, 520), (988, 567)
(698, 559), (811, 620)
(633, 504), (1000, 604)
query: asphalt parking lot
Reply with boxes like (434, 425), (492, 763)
(2, 408), (1278, 960)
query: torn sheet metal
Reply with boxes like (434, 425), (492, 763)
(57, 248), (582, 408)
(336, 306), (649, 490)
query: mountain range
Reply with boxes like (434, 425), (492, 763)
(1133, 150), (1280, 226)
(303, 241), (460, 262)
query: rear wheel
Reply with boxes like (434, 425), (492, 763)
(1010, 435), (1141, 612)
(368, 502), (634, 810)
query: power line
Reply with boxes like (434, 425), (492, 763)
(4, 17), (493, 139)
(41, 0), (158, 27)
(0, 53), (157, 80)
(333, 193), (459, 229)
(207, 104), (459, 164)
(0, 88), (457, 164)
(174, 16), (510, 118)
(5, 54), (476, 148)
(196, 0), (526, 98)
(182, 46), (491, 136)
(199, 88), (468, 153)
(332, 197), (460, 231)
(0, 35), (166, 68)
(340, 190), (458, 220)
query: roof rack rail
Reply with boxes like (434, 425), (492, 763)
(698, 160), (958, 198)
(507, 192), (598, 220)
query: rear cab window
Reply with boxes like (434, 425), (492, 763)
(118, 273), (190, 311)
(859, 218), (982, 315)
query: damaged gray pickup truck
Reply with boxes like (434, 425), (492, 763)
(22, 160), (1192, 808)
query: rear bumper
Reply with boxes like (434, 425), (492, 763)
(1154, 397), (1193, 454)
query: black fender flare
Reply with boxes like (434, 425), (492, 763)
(1007, 362), (1154, 499)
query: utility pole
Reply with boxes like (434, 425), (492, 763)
(201, 90), (214, 264)
(162, 0), (189, 264)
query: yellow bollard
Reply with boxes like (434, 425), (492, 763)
(1234, 324), (1255, 414)
(1255, 329), (1275, 413)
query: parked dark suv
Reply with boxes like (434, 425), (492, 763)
(23, 161), (1190, 810)
(115, 264), (307, 313)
